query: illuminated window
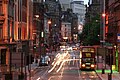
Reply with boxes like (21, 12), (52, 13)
(85, 53), (91, 57)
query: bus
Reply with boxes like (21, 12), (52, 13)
(80, 46), (96, 70)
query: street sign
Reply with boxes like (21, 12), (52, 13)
(117, 33), (120, 42)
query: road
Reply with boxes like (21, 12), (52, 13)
(32, 50), (101, 80)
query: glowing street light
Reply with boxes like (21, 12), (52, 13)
(35, 15), (39, 18)
(48, 20), (51, 24)
(102, 13), (106, 17)
(48, 20), (52, 51)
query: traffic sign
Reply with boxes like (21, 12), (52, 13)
(117, 33), (120, 42)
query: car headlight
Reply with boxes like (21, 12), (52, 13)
(91, 64), (95, 68)
(82, 64), (85, 67)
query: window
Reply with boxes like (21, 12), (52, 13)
(82, 58), (94, 63)
(0, 25), (3, 40)
(0, 2), (3, 14)
(0, 49), (7, 64)
(18, 27), (21, 40)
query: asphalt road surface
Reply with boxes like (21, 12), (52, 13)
(32, 50), (101, 80)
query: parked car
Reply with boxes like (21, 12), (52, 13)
(39, 56), (50, 66)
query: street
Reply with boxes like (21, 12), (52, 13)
(1, 0), (120, 80)
(31, 50), (101, 80)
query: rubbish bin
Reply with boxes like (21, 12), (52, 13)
(108, 73), (112, 80)
(102, 69), (105, 74)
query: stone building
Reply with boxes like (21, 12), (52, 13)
(0, 0), (33, 79)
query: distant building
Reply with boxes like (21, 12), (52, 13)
(70, 1), (86, 34)
(59, 0), (72, 11)
(70, 1), (86, 25)
(59, 0), (86, 36)
(45, 0), (61, 48)
(61, 22), (71, 42)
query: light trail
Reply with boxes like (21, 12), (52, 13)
(48, 60), (60, 73)
(56, 60), (65, 72)
(36, 77), (41, 80)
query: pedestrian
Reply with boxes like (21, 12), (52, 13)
(35, 59), (38, 64)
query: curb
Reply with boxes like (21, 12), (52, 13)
(95, 71), (102, 80)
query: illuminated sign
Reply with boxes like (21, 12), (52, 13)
(85, 53), (91, 57)
(82, 48), (95, 52)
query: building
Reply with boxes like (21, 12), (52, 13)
(59, 0), (72, 11)
(33, 0), (45, 58)
(70, 1), (86, 25)
(61, 22), (71, 42)
(106, 0), (120, 72)
(0, 0), (33, 79)
(45, 0), (61, 50)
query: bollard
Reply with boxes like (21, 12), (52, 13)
(102, 69), (105, 74)
(108, 73), (112, 80)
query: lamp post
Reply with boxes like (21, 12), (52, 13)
(101, 0), (106, 74)
(108, 51), (112, 80)
(34, 14), (40, 62)
(48, 20), (52, 52)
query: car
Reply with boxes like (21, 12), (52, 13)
(72, 46), (78, 50)
(39, 56), (50, 66)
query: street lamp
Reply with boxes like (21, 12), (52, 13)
(101, 0), (106, 74)
(48, 20), (52, 24)
(34, 14), (40, 60)
(35, 15), (39, 18)
(102, 13), (106, 17)
(48, 20), (52, 52)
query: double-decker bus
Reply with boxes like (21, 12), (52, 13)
(80, 46), (96, 70)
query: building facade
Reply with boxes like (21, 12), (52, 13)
(45, 0), (61, 51)
(59, 0), (72, 11)
(61, 22), (71, 42)
(106, 0), (120, 72)
(0, 0), (33, 79)
(70, 1), (86, 25)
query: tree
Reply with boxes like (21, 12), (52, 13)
(79, 14), (100, 46)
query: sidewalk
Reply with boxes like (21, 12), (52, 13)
(96, 63), (120, 80)
(26, 51), (57, 80)
(97, 73), (120, 80)
(26, 59), (41, 80)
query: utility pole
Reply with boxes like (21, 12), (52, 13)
(101, 0), (106, 74)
